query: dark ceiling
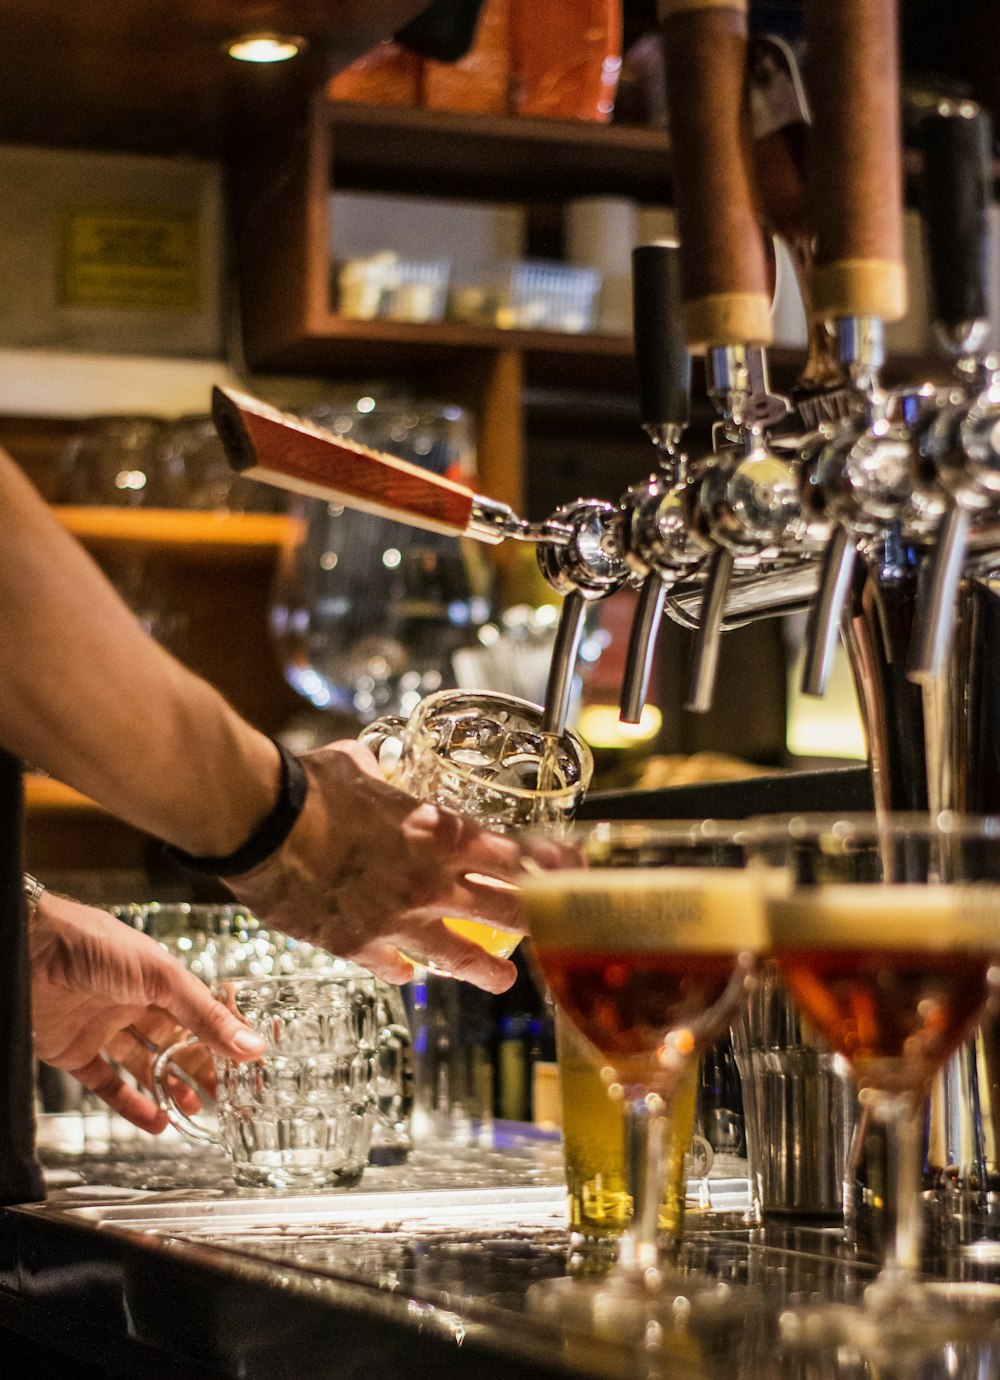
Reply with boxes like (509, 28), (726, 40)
(0, 1), (997, 159)
(0, 1), (433, 155)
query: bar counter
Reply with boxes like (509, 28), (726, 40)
(3, 1125), (1000, 1379)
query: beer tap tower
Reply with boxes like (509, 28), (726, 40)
(214, 0), (1000, 1208)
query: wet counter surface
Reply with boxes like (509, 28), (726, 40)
(4, 1128), (1000, 1379)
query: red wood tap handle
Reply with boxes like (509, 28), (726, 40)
(212, 387), (476, 537)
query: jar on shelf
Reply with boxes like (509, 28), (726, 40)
(57, 414), (166, 507)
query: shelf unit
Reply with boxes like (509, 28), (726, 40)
(232, 98), (948, 527)
(231, 97), (681, 527)
(53, 507), (301, 563)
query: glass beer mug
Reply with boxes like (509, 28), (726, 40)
(359, 688), (594, 966)
(360, 688), (593, 1143)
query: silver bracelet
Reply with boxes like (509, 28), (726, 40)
(23, 872), (45, 919)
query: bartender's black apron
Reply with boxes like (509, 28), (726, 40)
(0, 749), (45, 1203)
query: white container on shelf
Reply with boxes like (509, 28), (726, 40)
(329, 191), (525, 277)
(564, 196), (638, 336)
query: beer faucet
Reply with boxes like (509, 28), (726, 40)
(683, 345), (809, 714)
(796, 0), (909, 699)
(534, 501), (630, 736)
(210, 387), (630, 738)
(658, 0), (805, 715)
(617, 241), (701, 724)
(907, 101), (996, 684)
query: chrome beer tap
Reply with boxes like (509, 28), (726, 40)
(655, 0), (814, 715)
(795, 0), (910, 701)
(797, 321), (915, 699)
(617, 241), (703, 725)
(535, 500), (630, 736)
(681, 345), (806, 713)
(210, 387), (630, 739)
(907, 101), (997, 685)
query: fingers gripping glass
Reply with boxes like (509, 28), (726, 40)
(359, 689), (593, 969)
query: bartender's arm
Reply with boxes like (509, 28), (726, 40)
(0, 446), (519, 991)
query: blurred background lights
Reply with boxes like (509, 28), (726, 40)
(226, 33), (305, 64)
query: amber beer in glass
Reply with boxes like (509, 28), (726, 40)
(770, 887), (996, 1095)
(521, 821), (763, 1329)
(751, 814), (1000, 1356)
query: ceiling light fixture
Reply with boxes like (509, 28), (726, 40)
(226, 32), (306, 64)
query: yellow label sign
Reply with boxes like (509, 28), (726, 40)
(60, 207), (201, 312)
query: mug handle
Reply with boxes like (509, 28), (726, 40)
(152, 1035), (220, 1146)
(357, 716), (407, 774)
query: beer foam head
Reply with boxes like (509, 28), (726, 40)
(767, 884), (1000, 951)
(522, 867), (766, 953)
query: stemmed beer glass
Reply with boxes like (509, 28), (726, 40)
(749, 813), (1000, 1355)
(519, 819), (765, 1334)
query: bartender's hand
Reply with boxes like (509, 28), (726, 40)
(29, 891), (266, 1134)
(226, 739), (523, 992)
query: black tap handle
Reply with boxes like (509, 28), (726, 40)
(920, 102), (993, 331)
(632, 242), (691, 435)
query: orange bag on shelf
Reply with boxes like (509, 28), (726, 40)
(509, 0), (622, 122)
(421, 0), (511, 115)
(327, 40), (421, 107)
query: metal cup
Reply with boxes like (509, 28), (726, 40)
(731, 964), (857, 1218)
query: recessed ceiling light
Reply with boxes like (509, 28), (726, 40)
(226, 33), (306, 64)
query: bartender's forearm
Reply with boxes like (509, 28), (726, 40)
(0, 447), (281, 855)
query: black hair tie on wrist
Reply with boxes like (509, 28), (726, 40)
(163, 739), (308, 878)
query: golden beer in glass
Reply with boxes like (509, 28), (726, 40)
(557, 1013), (698, 1248)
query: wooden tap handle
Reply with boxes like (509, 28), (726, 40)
(212, 387), (476, 537)
(804, 0), (907, 323)
(659, 0), (772, 352)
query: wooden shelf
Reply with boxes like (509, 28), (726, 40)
(328, 102), (673, 203)
(52, 507), (301, 563)
(248, 312), (640, 391)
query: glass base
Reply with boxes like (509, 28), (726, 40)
(779, 1281), (1000, 1365)
(527, 1265), (744, 1348)
(231, 1159), (366, 1192)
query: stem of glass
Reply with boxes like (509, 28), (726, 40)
(869, 1091), (924, 1299)
(618, 1086), (670, 1276)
